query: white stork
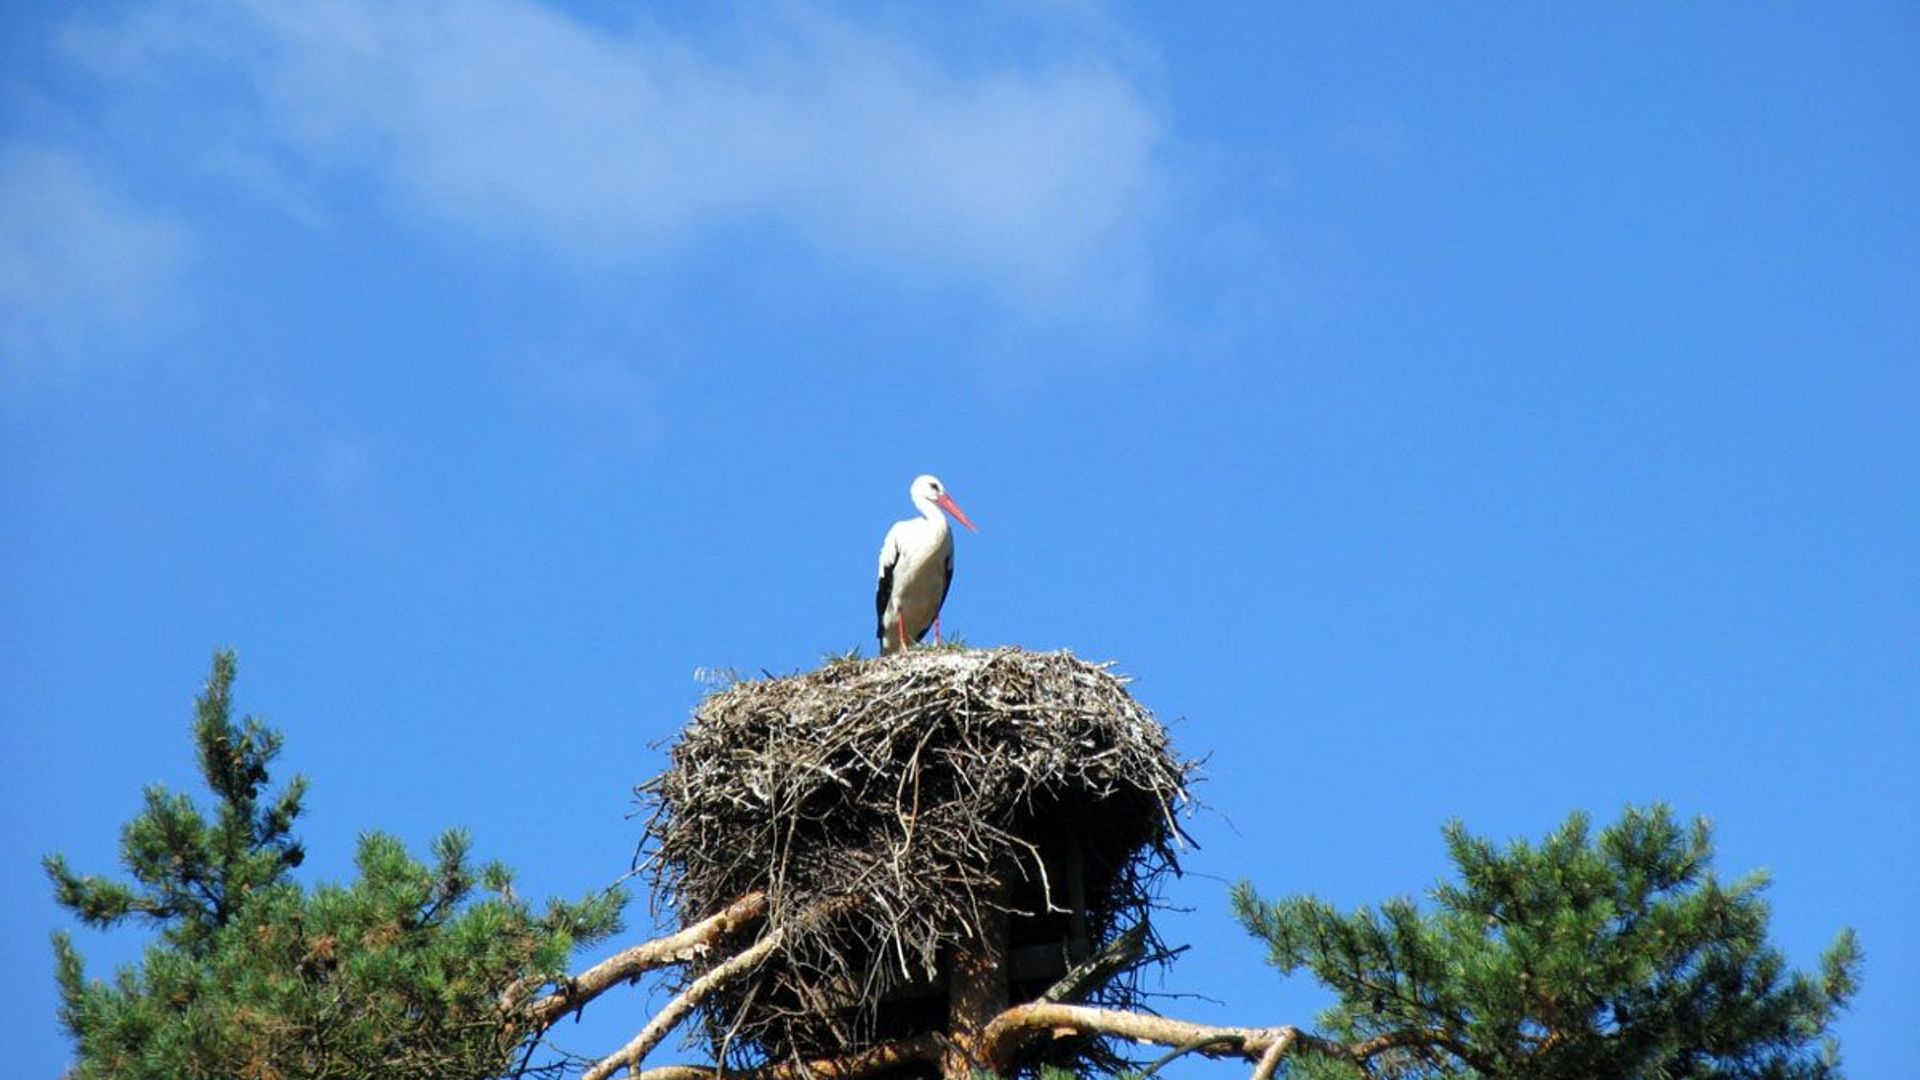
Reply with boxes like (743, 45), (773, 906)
(876, 474), (977, 654)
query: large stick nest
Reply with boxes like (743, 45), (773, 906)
(639, 647), (1193, 1069)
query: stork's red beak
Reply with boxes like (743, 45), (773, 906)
(936, 493), (978, 532)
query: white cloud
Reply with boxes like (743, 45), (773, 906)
(65, 0), (1167, 318)
(0, 144), (193, 387)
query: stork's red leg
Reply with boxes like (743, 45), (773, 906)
(897, 617), (907, 652)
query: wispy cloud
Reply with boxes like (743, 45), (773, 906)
(0, 144), (192, 389)
(58, 0), (1168, 319)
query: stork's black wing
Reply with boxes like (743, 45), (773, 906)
(875, 551), (897, 643)
(931, 549), (954, 638)
(938, 550), (954, 613)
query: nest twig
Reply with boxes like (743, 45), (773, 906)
(638, 647), (1193, 1071)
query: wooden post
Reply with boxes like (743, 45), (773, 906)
(940, 883), (1010, 1080)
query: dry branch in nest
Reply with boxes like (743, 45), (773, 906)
(638, 647), (1193, 1073)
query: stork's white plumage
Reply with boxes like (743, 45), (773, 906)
(876, 475), (977, 654)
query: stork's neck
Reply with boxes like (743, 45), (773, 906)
(913, 494), (949, 527)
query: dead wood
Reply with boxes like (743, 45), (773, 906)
(631, 1000), (1455, 1080)
(512, 892), (770, 1031)
(583, 927), (787, 1080)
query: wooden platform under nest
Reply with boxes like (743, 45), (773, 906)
(638, 647), (1193, 1072)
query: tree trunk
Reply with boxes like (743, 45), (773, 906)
(939, 884), (1010, 1080)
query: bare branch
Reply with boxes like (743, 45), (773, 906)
(1140, 1035), (1244, 1078)
(579, 897), (866, 1080)
(1250, 1028), (1297, 1080)
(624, 998), (1463, 1080)
(583, 927), (785, 1080)
(976, 1002), (1475, 1075)
(506, 892), (768, 1028)
(976, 1001), (1304, 1068)
(539, 898), (1462, 1080)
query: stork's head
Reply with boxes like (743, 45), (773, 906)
(912, 474), (978, 532)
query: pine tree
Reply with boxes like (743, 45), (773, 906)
(1231, 805), (1860, 1080)
(46, 651), (626, 1080)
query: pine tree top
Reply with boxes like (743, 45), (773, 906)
(1233, 805), (1861, 1080)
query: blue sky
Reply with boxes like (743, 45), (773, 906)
(4, 2), (1915, 1076)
